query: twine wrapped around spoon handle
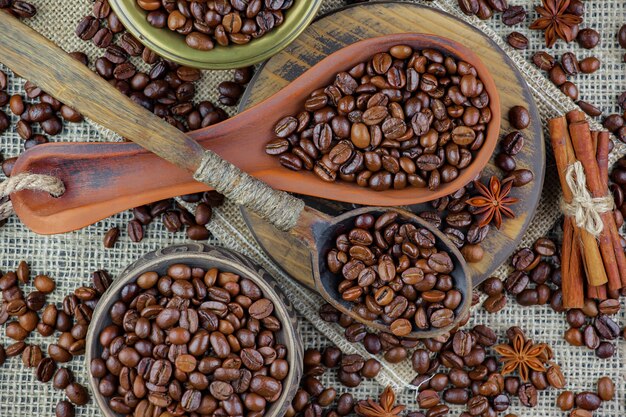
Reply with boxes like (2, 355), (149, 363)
(194, 150), (304, 231)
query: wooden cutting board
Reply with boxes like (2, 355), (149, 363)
(239, 1), (545, 288)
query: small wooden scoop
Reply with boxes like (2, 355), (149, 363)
(0, 14), (472, 338)
(2, 17), (500, 234)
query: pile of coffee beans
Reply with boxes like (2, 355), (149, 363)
(327, 211), (463, 336)
(136, 0), (294, 50)
(526, 15), (626, 144)
(1, 66), (87, 177)
(531, 50), (607, 121)
(320, 302), (448, 362)
(103, 190), (224, 247)
(478, 237), (558, 314)
(492, 106), (534, 184)
(0, 261), (102, 417)
(557, 377), (615, 415)
(0, 77), (85, 170)
(91, 264), (290, 416)
(482, 234), (624, 360)
(286, 347), (429, 417)
(285, 347), (378, 416)
(266, 44), (493, 191)
(412, 326), (564, 416)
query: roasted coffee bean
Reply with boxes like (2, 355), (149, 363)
(507, 32), (528, 49)
(577, 100), (603, 117)
(65, 382), (90, 405)
(509, 106), (530, 129)
(502, 5), (526, 25)
(561, 52), (579, 75)
(597, 376), (615, 401)
(483, 293), (507, 313)
(55, 401), (75, 417)
(518, 383), (537, 407)
(76, 15), (99, 40)
(583, 326), (600, 349)
(501, 131), (524, 155)
(594, 315), (620, 340)
(36, 357), (57, 382)
(128, 219), (144, 242)
(532, 51), (555, 70)
(577, 28), (600, 49)
(103, 227), (119, 248)
(557, 391), (575, 411)
(575, 392), (601, 411)
(22, 345), (43, 368)
(595, 342), (615, 359)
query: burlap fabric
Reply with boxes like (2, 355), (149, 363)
(0, 0), (624, 415)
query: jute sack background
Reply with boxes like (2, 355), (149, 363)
(0, 0), (624, 415)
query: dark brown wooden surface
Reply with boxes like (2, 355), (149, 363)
(241, 2), (545, 287)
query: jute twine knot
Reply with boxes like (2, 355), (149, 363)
(0, 173), (65, 221)
(194, 150), (304, 231)
(561, 161), (614, 237)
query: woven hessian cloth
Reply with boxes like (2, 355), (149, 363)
(0, 0), (624, 415)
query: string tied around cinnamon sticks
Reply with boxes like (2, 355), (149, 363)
(561, 161), (615, 237)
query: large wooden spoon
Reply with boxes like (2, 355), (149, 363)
(0, 13), (473, 338)
(2, 15), (500, 234)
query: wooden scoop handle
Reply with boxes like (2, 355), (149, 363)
(0, 12), (302, 232)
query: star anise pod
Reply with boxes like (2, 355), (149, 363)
(529, 0), (583, 48)
(467, 176), (518, 229)
(494, 334), (547, 382)
(355, 386), (405, 417)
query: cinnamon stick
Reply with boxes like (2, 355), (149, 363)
(562, 217), (585, 307)
(596, 131), (609, 184)
(591, 126), (626, 289)
(584, 131), (611, 300)
(548, 117), (607, 289)
(596, 130), (626, 290)
(567, 111), (625, 291)
(588, 284), (607, 300)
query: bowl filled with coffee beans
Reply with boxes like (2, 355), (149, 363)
(108, 0), (323, 69)
(316, 207), (472, 339)
(85, 243), (303, 417)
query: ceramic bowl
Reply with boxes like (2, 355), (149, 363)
(85, 243), (303, 417)
(108, 0), (323, 69)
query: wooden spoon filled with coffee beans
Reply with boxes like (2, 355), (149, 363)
(0, 14), (472, 338)
(2, 15), (500, 234)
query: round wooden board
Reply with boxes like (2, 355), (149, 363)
(239, 2), (545, 289)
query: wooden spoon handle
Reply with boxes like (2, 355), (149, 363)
(0, 12), (303, 231)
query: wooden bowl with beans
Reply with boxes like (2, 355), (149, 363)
(85, 243), (303, 417)
(108, 0), (323, 69)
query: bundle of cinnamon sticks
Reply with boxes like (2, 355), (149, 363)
(549, 110), (626, 309)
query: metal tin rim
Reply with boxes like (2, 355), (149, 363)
(108, 0), (323, 69)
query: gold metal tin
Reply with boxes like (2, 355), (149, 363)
(108, 0), (323, 69)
